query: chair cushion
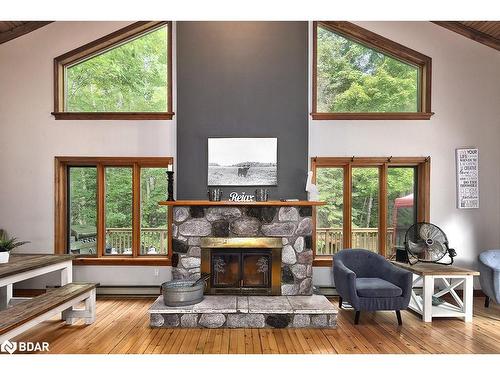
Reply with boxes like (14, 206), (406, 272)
(356, 278), (402, 298)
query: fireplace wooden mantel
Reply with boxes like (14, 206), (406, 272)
(159, 200), (325, 206)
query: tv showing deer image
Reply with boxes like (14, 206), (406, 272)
(208, 138), (277, 186)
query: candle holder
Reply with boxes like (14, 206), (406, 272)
(166, 171), (175, 201)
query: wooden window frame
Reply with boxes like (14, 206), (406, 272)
(52, 21), (174, 120)
(55, 156), (173, 266)
(312, 21), (433, 120)
(311, 156), (430, 266)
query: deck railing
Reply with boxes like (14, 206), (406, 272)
(106, 228), (168, 255)
(106, 227), (393, 256)
(316, 227), (394, 255)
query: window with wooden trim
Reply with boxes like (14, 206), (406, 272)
(55, 157), (173, 265)
(53, 21), (173, 120)
(312, 157), (430, 266)
(312, 21), (433, 120)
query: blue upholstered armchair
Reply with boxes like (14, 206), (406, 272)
(333, 249), (413, 325)
(478, 250), (500, 307)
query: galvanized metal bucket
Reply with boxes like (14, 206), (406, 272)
(161, 279), (205, 307)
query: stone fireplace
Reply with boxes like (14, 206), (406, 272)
(200, 237), (282, 295)
(171, 204), (314, 295)
(149, 201), (338, 329)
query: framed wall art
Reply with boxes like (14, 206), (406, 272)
(208, 137), (278, 186)
(456, 147), (479, 209)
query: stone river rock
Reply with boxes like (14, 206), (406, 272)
(297, 250), (313, 264)
(172, 239), (189, 254)
(281, 266), (294, 284)
(173, 207), (189, 222)
(179, 218), (212, 237)
(205, 207), (242, 222)
(266, 314), (291, 328)
(295, 218), (312, 235)
(278, 207), (299, 221)
(226, 314), (265, 328)
(291, 264), (307, 279)
(281, 245), (297, 265)
(181, 256), (201, 269)
(294, 236), (305, 253)
(198, 313), (226, 328)
(180, 314), (198, 328)
(261, 222), (296, 237)
(230, 218), (260, 236)
(212, 220), (230, 237)
(187, 246), (201, 257)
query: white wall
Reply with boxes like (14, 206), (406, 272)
(1, 21), (499, 289)
(0, 21), (177, 288)
(311, 22), (500, 286)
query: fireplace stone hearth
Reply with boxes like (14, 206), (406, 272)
(171, 205), (314, 295)
(149, 295), (338, 328)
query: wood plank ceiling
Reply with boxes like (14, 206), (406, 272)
(0, 21), (499, 51)
(432, 21), (500, 51)
(0, 21), (52, 45)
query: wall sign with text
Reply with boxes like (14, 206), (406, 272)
(456, 148), (479, 209)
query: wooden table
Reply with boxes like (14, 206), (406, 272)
(392, 262), (479, 322)
(0, 254), (73, 310)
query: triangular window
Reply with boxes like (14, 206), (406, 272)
(313, 22), (432, 120)
(53, 22), (172, 120)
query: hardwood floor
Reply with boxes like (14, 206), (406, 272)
(14, 296), (500, 354)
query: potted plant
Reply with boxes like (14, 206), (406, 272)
(0, 230), (30, 263)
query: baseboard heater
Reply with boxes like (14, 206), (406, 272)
(19, 285), (485, 298)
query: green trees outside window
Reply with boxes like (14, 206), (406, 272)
(140, 168), (168, 255)
(315, 162), (419, 257)
(316, 24), (419, 113)
(69, 167), (97, 255)
(66, 164), (169, 257)
(65, 25), (168, 112)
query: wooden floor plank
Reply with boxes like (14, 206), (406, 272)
(236, 329), (245, 354)
(244, 328), (253, 354)
(251, 327), (263, 354)
(195, 329), (210, 354)
(293, 329), (313, 354)
(228, 329), (238, 354)
(273, 329), (288, 354)
(259, 329), (272, 354)
(161, 328), (181, 354)
(202, 329), (216, 354)
(11, 296), (500, 354)
(284, 329), (304, 354)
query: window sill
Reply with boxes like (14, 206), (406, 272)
(310, 112), (434, 120)
(51, 112), (175, 120)
(313, 256), (333, 267)
(72, 256), (172, 266)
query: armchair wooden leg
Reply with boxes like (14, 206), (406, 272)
(396, 310), (402, 325)
(354, 311), (360, 325)
(485, 296), (490, 308)
(339, 296), (343, 308)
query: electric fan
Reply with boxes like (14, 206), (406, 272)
(404, 222), (457, 265)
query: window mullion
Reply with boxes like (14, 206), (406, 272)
(132, 163), (141, 258)
(417, 159), (431, 222)
(97, 164), (105, 257)
(379, 164), (388, 257)
(343, 163), (352, 249)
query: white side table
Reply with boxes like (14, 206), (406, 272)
(392, 261), (479, 322)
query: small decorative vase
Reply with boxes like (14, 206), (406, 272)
(0, 251), (10, 264)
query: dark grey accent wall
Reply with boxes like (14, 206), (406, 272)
(177, 22), (308, 200)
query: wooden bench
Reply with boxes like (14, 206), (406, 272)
(0, 283), (97, 342)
